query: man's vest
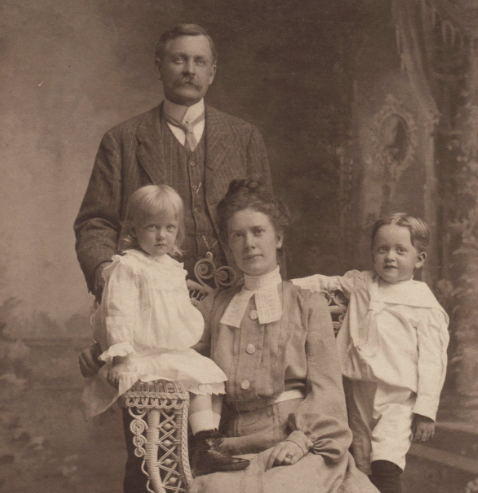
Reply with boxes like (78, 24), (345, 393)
(159, 114), (226, 277)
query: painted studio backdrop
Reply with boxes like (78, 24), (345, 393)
(1, 1), (477, 492)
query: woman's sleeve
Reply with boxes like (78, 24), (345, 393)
(413, 308), (450, 420)
(291, 270), (363, 299)
(286, 291), (352, 462)
(98, 260), (140, 363)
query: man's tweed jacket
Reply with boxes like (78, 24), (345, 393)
(74, 103), (272, 292)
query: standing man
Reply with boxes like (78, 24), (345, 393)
(74, 24), (272, 302)
(75, 24), (272, 492)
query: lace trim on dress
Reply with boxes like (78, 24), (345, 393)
(99, 341), (135, 363)
(103, 249), (188, 290)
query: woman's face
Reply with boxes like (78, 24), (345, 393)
(227, 208), (282, 277)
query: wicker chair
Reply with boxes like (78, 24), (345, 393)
(122, 380), (193, 493)
(121, 256), (348, 493)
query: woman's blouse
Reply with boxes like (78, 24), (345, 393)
(197, 279), (352, 461)
(94, 249), (204, 362)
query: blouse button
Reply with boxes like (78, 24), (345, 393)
(246, 344), (256, 355)
(249, 310), (258, 320)
(240, 379), (250, 390)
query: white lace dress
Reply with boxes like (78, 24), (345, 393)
(82, 249), (226, 418)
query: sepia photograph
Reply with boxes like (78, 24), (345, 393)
(1, 1), (477, 492)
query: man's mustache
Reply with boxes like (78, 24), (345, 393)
(174, 76), (202, 89)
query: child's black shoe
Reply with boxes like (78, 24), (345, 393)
(192, 430), (250, 476)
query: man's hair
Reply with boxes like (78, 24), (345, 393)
(154, 24), (217, 64)
(371, 212), (430, 253)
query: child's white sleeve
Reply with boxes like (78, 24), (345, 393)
(98, 261), (140, 363)
(413, 308), (450, 421)
(291, 270), (363, 298)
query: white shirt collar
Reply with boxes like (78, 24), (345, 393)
(220, 267), (282, 328)
(163, 98), (205, 124)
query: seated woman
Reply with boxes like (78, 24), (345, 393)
(79, 179), (377, 493)
(190, 179), (377, 493)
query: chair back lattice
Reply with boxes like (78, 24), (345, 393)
(121, 380), (192, 493)
(323, 289), (348, 336)
(189, 252), (237, 306)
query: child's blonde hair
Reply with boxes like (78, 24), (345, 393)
(119, 184), (185, 257)
(371, 212), (430, 253)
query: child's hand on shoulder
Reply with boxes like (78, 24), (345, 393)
(412, 414), (435, 442)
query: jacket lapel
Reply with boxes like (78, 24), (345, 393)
(204, 105), (230, 187)
(136, 103), (167, 184)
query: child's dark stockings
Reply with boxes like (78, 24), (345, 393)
(369, 460), (403, 493)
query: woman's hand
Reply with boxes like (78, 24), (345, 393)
(265, 440), (304, 470)
(78, 342), (104, 377)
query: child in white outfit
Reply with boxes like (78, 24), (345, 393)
(293, 213), (449, 493)
(82, 184), (249, 480)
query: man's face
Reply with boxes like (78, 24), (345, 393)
(156, 35), (216, 106)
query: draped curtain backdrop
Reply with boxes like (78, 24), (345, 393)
(393, 0), (478, 399)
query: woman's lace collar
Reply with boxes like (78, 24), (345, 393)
(220, 267), (282, 328)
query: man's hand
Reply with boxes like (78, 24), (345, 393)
(265, 440), (304, 470)
(93, 261), (112, 304)
(78, 342), (104, 377)
(412, 414), (435, 442)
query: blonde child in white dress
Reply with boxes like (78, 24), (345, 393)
(82, 184), (249, 478)
(293, 213), (449, 493)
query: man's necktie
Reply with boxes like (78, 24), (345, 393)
(164, 111), (205, 152)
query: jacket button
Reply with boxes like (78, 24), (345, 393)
(240, 379), (250, 390)
(190, 161), (196, 166)
(246, 344), (256, 354)
(249, 310), (258, 320)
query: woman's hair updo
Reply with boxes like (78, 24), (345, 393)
(216, 179), (291, 243)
